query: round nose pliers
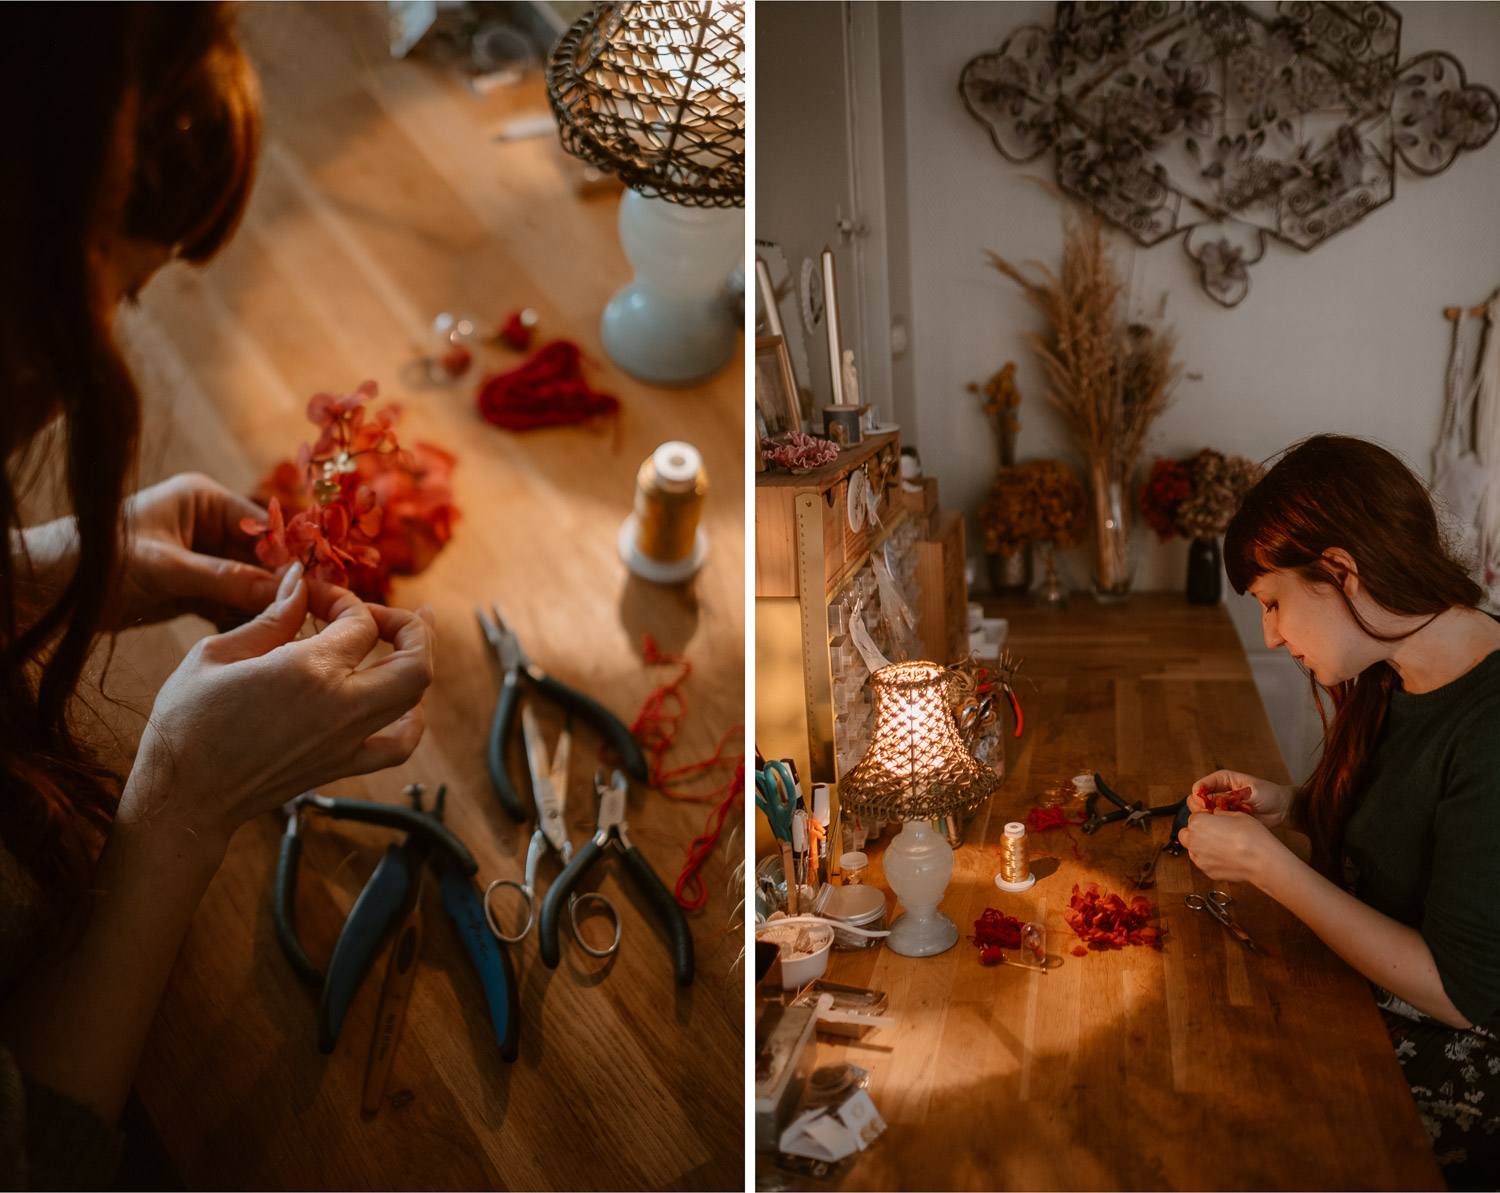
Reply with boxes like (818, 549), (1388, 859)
(538, 769), (695, 987)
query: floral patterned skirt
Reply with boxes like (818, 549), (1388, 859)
(1377, 986), (1500, 1191)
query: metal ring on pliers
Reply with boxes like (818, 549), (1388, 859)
(481, 878), (621, 958)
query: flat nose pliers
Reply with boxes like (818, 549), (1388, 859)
(539, 770), (695, 988)
(477, 604), (648, 823)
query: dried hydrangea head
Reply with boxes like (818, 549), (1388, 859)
(978, 457), (1089, 553)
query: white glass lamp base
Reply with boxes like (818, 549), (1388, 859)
(600, 189), (744, 387)
(886, 907), (959, 956)
(882, 819), (958, 957)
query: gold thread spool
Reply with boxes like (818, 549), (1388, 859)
(995, 821), (1036, 891)
(619, 441), (709, 583)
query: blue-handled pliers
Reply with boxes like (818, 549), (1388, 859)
(273, 784), (520, 1062)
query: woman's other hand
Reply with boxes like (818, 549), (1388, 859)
(114, 472), (279, 628)
(1177, 807), (1285, 886)
(121, 562), (434, 850)
(1188, 768), (1294, 826)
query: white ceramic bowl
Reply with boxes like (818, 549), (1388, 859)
(755, 921), (834, 990)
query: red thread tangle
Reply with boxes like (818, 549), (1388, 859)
(628, 634), (745, 911)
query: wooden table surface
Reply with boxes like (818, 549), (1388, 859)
(785, 595), (1440, 1191)
(95, 5), (745, 1188)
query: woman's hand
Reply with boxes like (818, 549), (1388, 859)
(1189, 768), (1294, 827)
(1177, 806), (1288, 886)
(114, 472), (280, 629)
(121, 562), (434, 849)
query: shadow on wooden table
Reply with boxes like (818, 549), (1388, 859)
(618, 572), (701, 657)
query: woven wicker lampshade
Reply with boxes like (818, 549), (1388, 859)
(543, 3), (745, 385)
(839, 661), (999, 821)
(547, 2), (745, 208)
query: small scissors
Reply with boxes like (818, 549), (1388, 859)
(484, 704), (621, 958)
(755, 760), (797, 842)
(1185, 889), (1259, 952)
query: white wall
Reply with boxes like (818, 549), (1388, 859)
(897, 0), (1500, 614)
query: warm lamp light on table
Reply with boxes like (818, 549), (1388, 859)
(838, 661), (998, 956)
(547, 1), (744, 386)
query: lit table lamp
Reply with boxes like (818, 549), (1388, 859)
(547, 2), (745, 386)
(838, 662), (999, 956)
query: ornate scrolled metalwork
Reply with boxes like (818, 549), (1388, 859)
(961, 2), (1498, 307)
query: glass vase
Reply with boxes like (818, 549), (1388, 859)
(1033, 540), (1069, 610)
(1186, 537), (1223, 605)
(1088, 462), (1134, 602)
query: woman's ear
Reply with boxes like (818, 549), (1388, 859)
(1322, 547), (1359, 593)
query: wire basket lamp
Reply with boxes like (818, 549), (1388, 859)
(548, 2), (745, 386)
(840, 661), (999, 956)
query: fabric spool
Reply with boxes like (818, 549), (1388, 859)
(995, 821), (1036, 891)
(617, 440), (709, 583)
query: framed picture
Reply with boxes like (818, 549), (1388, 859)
(755, 335), (801, 444)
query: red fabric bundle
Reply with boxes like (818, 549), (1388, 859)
(477, 341), (619, 430)
(1203, 787), (1252, 813)
(1065, 882), (1164, 956)
(971, 908), (1026, 951)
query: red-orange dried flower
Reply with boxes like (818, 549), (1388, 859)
(1203, 787), (1252, 813)
(1064, 882), (1164, 954)
(240, 380), (459, 602)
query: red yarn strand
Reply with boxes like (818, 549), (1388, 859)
(626, 634), (745, 910)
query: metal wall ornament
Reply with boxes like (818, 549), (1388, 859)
(960, 2), (1500, 307)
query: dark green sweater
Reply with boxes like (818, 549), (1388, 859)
(1345, 649), (1500, 1028)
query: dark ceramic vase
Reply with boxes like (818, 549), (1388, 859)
(1186, 537), (1222, 605)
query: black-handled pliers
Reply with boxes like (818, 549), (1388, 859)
(477, 604), (648, 823)
(1081, 773), (1144, 834)
(273, 785), (520, 1061)
(538, 769), (694, 988)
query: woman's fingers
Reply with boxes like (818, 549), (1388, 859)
(188, 472), (270, 559)
(346, 610), (434, 721)
(170, 548), (279, 613)
(345, 703), (427, 775)
(299, 585), (385, 667)
(363, 601), (433, 646)
(209, 563), (308, 661)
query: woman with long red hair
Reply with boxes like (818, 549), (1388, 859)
(0, 6), (433, 1185)
(1180, 434), (1500, 1188)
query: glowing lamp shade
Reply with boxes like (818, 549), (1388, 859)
(839, 661), (998, 957)
(547, 2), (744, 386)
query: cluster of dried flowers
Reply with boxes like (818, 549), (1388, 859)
(241, 381), (458, 603)
(969, 361), (1022, 470)
(988, 211), (1181, 499)
(761, 430), (839, 472)
(1202, 787), (1252, 813)
(1065, 882), (1163, 956)
(1140, 448), (1263, 542)
(978, 457), (1089, 555)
